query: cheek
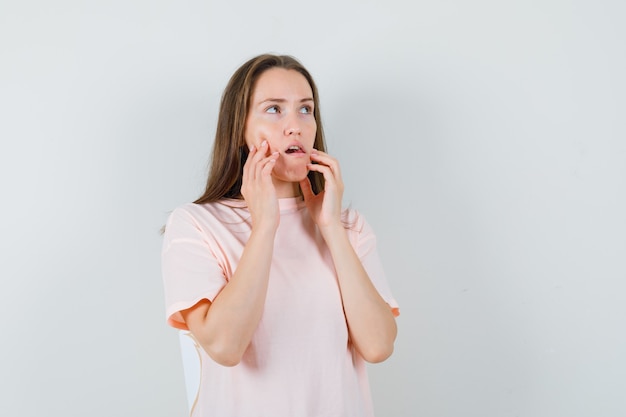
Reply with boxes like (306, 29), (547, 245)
(245, 120), (279, 147)
(243, 119), (253, 148)
(305, 123), (317, 142)
(244, 124), (262, 148)
(243, 134), (253, 150)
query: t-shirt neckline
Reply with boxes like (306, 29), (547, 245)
(218, 196), (305, 213)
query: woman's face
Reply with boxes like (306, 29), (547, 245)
(244, 67), (317, 196)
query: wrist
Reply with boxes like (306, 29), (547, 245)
(318, 221), (347, 243)
(250, 218), (279, 236)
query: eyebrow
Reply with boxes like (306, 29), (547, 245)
(258, 97), (314, 104)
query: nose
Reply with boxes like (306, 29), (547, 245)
(284, 113), (302, 136)
(284, 126), (301, 136)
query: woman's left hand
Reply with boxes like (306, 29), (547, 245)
(299, 149), (344, 232)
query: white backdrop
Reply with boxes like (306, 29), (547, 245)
(1, 1), (625, 416)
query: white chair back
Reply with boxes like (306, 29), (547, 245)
(179, 330), (202, 415)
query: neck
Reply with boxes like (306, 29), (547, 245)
(274, 180), (301, 198)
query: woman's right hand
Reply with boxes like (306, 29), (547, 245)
(183, 140), (280, 367)
(240, 140), (280, 232)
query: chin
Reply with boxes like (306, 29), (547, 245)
(274, 172), (309, 184)
(274, 161), (309, 183)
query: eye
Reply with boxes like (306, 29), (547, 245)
(265, 105), (280, 114)
(299, 105), (313, 114)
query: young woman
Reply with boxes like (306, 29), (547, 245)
(162, 54), (399, 417)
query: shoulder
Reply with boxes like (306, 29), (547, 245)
(164, 201), (230, 235)
(167, 200), (247, 224)
(165, 203), (206, 231)
(164, 199), (251, 240)
(162, 203), (206, 243)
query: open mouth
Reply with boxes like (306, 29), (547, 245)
(285, 145), (306, 154)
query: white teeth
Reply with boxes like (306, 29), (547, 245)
(285, 145), (301, 153)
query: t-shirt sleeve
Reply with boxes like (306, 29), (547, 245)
(161, 205), (228, 330)
(351, 212), (400, 317)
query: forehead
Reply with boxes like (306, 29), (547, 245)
(251, 68), (313, 101)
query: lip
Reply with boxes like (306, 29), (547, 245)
(283, 140), (308, 157)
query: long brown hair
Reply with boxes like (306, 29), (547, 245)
(194, 54), (327, 205)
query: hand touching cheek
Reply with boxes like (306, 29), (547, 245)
(300, 150), (344, 232)
(241, 140), (281, 232)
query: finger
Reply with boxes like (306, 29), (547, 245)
(306, 163), (336, 185)
(257, 139), (270, 156)
(251, 140), (269, 163)
(255, 151), (278, 181)
(244, 143), (268, 167)
(310, 150), (339, 167)
(310, 151), (342, 178)
(245, 141), (270, 181)
(309, 164), (345, 196)
(299, 176), (314, 201)
(248, 140), (268, 162)
(261, 152), (279, 178)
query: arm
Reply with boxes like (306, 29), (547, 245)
(181, 141), (279, 367)
(322, 225), (398, 362)
(301, 151), (397, 363)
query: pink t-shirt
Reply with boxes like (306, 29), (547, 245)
(162, 197), (399, 417)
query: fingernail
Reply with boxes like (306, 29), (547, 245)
(262, 140), (268, 147)
(249, 145), (255, 151)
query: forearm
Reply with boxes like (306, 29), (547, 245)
(322, 225), (397, 363)
(185, 226), (275, 366)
